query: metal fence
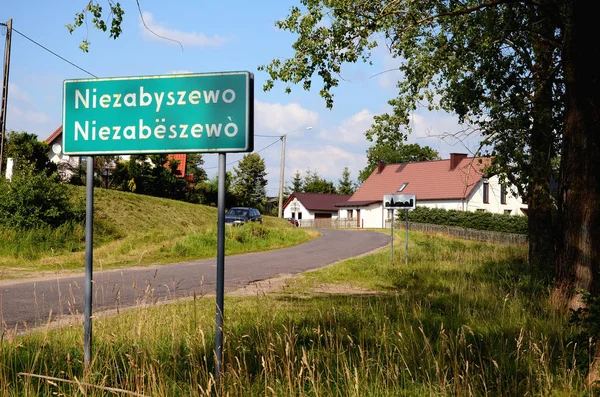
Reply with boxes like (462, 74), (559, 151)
(385, 220), (527, 244)
(298, 218), (358, 229)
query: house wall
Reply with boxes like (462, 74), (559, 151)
(48, 151), (81, 180)
(463, 175), (525, 215)
(337, 176), (526, 229)
(283, 198), (311, 220)
(339, 203), (384, 228)
(283, 197), (341, 220)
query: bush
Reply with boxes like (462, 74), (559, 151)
(0, 163), (85, 229)
(403, 206), (527, 234)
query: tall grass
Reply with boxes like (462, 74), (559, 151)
(0, 231), (591, 396)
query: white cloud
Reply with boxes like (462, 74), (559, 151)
(255, 100), (319, 134)
(285, 145), (365, 184)
(8, 84), (34, 106)
(9, 106), (52, 125)
(140, 11), (227, 47)
(406, 111), (483, 158)
(323, 108), (375, 145)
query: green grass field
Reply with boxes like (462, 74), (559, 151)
(0, 187), (314, 279)
(1, 226), (591, 396)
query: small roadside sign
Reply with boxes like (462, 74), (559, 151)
(383, 194), (416, 210)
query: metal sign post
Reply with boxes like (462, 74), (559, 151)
(383, 194), (416, 266)
(405, 209), (409, 265)
(215, 153), (226, 386)
(63, 71), (254, 379)
(84, 156), (94, 368)
(390, 209), (394, 264)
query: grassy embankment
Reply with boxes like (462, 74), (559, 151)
(0, 186), (315, 279)
(1, 228), (591, 396)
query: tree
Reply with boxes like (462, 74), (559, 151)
(302, 169), (336, 194)
(337, 167), (356, 195)
(231, 153), (268, 209)
(5, 131), (57, 176)
(185, 153), (208, 184)
(259, 1), (598, 312)
(359, 142), (440, 183)
(289, 170), (303, 193)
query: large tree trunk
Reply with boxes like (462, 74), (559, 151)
(553, 0), (600, 310)
(528, 10), (557, 269)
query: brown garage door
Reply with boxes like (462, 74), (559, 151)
(315, 213), (332, 219)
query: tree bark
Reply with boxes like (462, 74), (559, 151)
(528, 10), (557, 269)
(553, 0), (600, 311)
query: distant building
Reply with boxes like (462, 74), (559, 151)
(44, 125), (187, 181)
(282, 192), (352, 221)
(336, 153), (526, 229)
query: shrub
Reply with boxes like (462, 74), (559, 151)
(403, 206), (527, 234)
(0, 163), (85, 229)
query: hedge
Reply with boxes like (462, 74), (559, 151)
(400, 206), (527, 234)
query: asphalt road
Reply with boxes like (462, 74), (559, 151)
(0, 229), (389, 330)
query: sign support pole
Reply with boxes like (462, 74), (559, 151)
(390, 209), (394, 264)
(405, 209), (409, 265)
(215, 153), (226, 388)
(84, 156), (94, 369)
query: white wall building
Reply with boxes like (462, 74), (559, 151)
(336, 154), (526, 229)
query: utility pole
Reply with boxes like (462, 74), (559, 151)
(0, 19), (13, 175)
(277, 134), (286, 218)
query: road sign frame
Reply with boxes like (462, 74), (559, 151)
(63, 71), (254, 155)
(383, 194), (417, 210)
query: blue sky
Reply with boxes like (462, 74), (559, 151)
(1, 0), (480, 195)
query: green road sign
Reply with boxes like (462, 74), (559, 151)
(63, 71), (254, 155)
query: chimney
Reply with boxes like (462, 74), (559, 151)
(449, 153), (467, 170)
(377, 160), (385, 174)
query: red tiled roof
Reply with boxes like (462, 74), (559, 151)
(345, 155), (491, 204)
(45, 126), (63, 145)
(283, 192), (352, 212)
(167, 154), (187, 177)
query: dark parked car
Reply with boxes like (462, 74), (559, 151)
(286, 217), (299, 227)
(225, 207), (262, 226)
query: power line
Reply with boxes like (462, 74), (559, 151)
(10, 26), (98, 78)
(204, 138), (281, 170)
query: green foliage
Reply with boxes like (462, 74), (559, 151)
(185, 153), (208, 184)
(301, 168), (336, 194)
(5, 131), (57, 175)
(231, 153), (268, 209)
(337, 166), (356, 195)
(359, 142), (440, 183)
(405, 206), (527, 234)
(570, 290), (600, 373)
(66, 1), (125, 52)
(0, 163), (84, 229)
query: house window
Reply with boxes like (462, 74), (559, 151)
(482, 180), (489, 204)
(298, 212), (302, 220)
(397, 182), (409, 192)
(348, 209), (353, 218)
(500, 186), (507, 204)
(504, 209), (512, 215)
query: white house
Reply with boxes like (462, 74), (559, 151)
(282, 192), (352, 221)
(336, 153), (526, 229)
(45, 126), (82, 180)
